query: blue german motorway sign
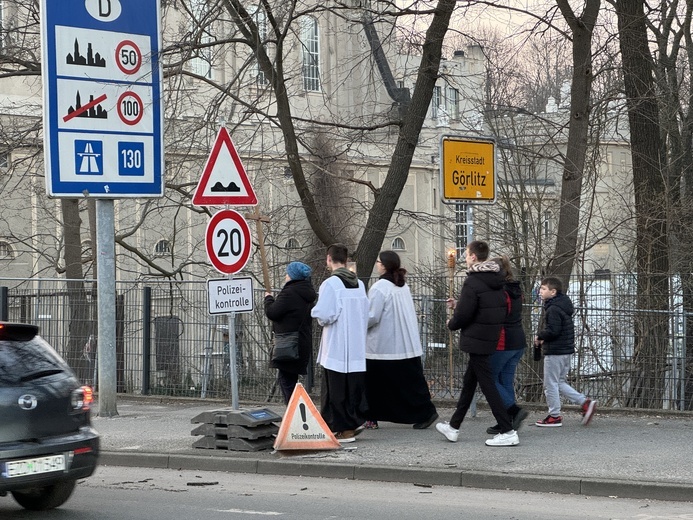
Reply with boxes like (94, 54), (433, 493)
(41, 0), (164, 197)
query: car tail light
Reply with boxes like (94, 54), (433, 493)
(71, 386), (94, 411)
(0, 322), (39, 340)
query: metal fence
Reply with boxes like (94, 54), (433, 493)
(0, 274), (691, 411)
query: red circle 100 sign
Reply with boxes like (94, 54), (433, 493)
(117, 91), (144, 126)
(205, 210), (252, 274)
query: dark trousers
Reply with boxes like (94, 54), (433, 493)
(277, 370), (299, 405)
(320, 368), (368, 432)
(450, 353), (513, 433)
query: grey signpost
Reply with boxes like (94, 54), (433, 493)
(193, 127), (258, 410)
(41, 0), (164, 416)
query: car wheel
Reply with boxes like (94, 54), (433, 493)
(10, 480), (77, 510)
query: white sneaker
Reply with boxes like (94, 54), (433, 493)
(485, 430), (519, 447)
(435, 422), (459, 442)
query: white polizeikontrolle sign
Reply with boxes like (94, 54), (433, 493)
(207, 278), (255, 315)
(41, 0), (164, 198)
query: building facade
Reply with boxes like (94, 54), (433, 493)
(0, 1), (634, 287)
(0, 1), (489, 284)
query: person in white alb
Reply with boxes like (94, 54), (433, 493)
(364, 250), (438, 430)
(311, 243), (369, 443)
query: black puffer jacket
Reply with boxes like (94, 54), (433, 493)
(503, 280), (527, 351)
(264, 279), (317, 374)
(537, 292), (575, 356)
(448, 261), (507, 355)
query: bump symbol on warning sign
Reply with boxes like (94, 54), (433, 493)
(192, 127), (257, 207)
(273, 383), (340, 451)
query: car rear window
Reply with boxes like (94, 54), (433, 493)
(0, 337), (67, 385)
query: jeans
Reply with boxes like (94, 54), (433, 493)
(490, 348), (525, 409)
(543, 354), (585, 416)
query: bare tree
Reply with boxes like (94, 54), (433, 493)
(215, 0), (460, 278)
(614, 0), (670, 408)
(546, 0), (601, 285)
(647, 0), (693, 408)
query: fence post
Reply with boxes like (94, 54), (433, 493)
(420, 295), (431, 367)
(680, 311), (687, 411)
(0, 287), (7, 321)
(142, 286), (151, 395)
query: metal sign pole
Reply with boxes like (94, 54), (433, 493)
(96, 199), (118, 417)
(226, 190), (239, 411)
(227, 310), (239, 410)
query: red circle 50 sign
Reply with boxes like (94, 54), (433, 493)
(205, 210), (251, 274)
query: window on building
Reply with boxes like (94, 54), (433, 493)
(251, 6), (268, 85)
(189, 0), (213, 79)
(285, 238), (300, 250)
(0, 151), (8, 169)
(455, 204), (471, 257)
(431, 86), (442, 118)
(391, 237), (406, 251)
(446, 87), (459, 119)
(0, 240), (14, 259)
(154, 239), (171, 256)
(301, 16), (320, 92)
(543, 210), (552, 240)
(431, 86), (460, 120)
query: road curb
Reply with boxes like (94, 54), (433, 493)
(580, 478), (693, 502)
(99, 451), (693, 503)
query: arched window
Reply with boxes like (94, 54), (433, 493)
(154, 239), (171, 256)
(0, 240), (14, 259)
(391, 237), (406, 251)
(285, 238), (300, 250)
(300, 16), (320, 92)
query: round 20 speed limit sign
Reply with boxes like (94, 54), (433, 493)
(205, 210), (252, 274)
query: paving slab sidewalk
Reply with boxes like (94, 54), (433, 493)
(93, 397), (693, 502)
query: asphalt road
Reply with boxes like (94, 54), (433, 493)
(4, 465), (693, 519)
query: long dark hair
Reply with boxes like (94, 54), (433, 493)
(378, 250), (407, 287)
(493, 255), (515, 282)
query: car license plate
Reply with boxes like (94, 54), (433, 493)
(5, 454), (66, 478)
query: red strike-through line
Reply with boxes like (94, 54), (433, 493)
(63, 94), (107, 122)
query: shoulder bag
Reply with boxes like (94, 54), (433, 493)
(271, 330), (300, 362)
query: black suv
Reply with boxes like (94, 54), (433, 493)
(0, 322), (99, 510)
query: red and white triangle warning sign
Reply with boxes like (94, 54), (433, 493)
(192, 127), (257, 206)
(273, 383), (340, 451)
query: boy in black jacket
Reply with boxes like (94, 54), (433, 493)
(435, 241), (519, 447)
(534, 277), (597, 427)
